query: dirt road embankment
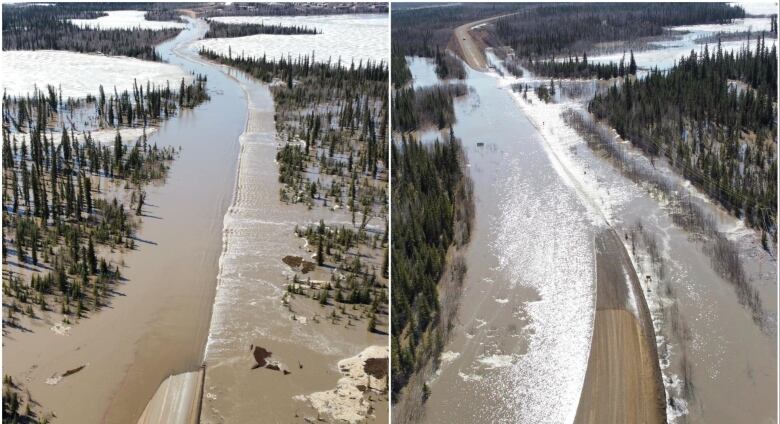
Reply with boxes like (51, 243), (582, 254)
(452, 20), (489, 71)
(137, 367), (204, 424)
(451, 13), (520, 71)
(574, 229), (666, 424)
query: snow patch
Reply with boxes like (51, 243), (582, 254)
(477, 354), (515, 369)
(192, 14), (388, 67)
(298, 345), (388, 424)
(70, 10), (185, 30)
(50, 321), (71, 336)
(2, 50), (191, 99)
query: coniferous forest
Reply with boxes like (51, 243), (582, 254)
(391, 131), (473, 409)
(201, 2), (387, 18)
(391, 3), (522, 58)
(493, 3), (745, 59)
(525, 52), (632, 80)
(391, 51), (413, 88)
(2, 77), (209, 333)
(199, 48), (389, 333)
(2, 3), (184, 61)
(392, 83), (468, 132)
(589, 38), (778, 234)
(204, 20), (319, 38)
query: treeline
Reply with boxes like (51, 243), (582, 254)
(391, 132), (471, 401)
(392, 51), (413, 88)
(391, 3), (523, 58)
(493, 3), (745, 59)
(393, 83), (468, 132)
(200, 48), (388, 215)
(528, 51), (638, 79)
(2, 3), (182, 61)
(3, 76), (209, 133)
(201, 2), (387, 17)
(2, 78), (209, 329)
(589, 37), (777, 232)
(205, 20), (319, 38)
(434, 47), (467, 80)
(144, 8), (185, 23)
(199, 48), (386, 90)
(565, 109), (767, 327)
(285, 221), (388, 332)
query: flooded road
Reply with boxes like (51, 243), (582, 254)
(497, 59), (777, 422)
(2, 17), (246, 423)
(413, 24), (776, 421)
(196, 17), (388, 424)
(418, 60), (599, 424)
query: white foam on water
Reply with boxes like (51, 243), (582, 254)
(299, 345), (388, 423)
(458, 371), (483, 382)
(476, 61), (643, 424)
(477, 354), (515, 370)
(440, 350), (461, 366)
(490, 172), (596, 424)
(50, 321), (71, 336)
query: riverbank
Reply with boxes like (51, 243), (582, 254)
(2, 18), (246, 423)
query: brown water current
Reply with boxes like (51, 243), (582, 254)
(195, 19), (388, 424)
(2, 18), (245, 423)
(418, 60), (599, 424)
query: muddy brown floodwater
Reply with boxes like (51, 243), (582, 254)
(193, 17), (389, 424)
(418, 60), (599, 424)
(2, 17), (245, 424)
(415, 23), (777, 421)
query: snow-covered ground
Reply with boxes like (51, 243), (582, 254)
(2, 50), (191, 99)
(297, 345), (388, 423)
(192, 14), (388, 66)
(733, 1), (778, 15)
(588, 16), (776, 71)
(70, 10), (184, 30)
(406, 56), (441, 89)
(666, 17), (771, 36)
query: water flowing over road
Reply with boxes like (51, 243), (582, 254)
(2, 17), (247, 424)
(417, 10), (776, 423)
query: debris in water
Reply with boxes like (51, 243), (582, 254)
(252, 346), (272, 369)
(51, 321), (71, 336)
(283, 255), (303, 268)
(45, 364), (87, 385)
(296, 345), (388, 423)
(363, 357), (388, 380)
(282, 255), (316, 274)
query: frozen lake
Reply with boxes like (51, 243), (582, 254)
(70, 10), (185, 30)
(588, 16), (776, 71)
(1, 49), (191, 98)
(193, 14), (388, 66)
